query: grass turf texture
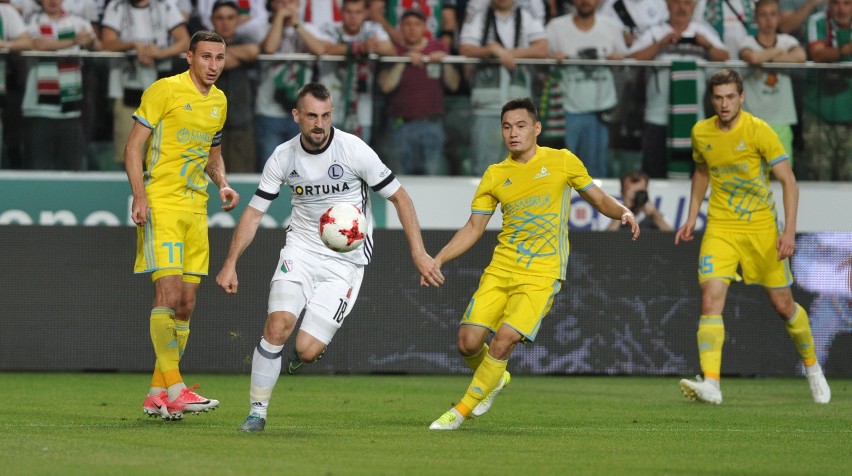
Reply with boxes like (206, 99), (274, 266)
(0, 374), (849, 475)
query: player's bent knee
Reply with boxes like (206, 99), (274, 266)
(457, 336), (484, 356)
(775, 300), (797, 320)
(264, 312), (298, 342)
(488, 340), (517, 360)
(297, 346), (326, 363)
(767, 288), (795, 319)
(457, 326), (489, 355)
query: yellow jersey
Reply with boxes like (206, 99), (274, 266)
(133, 71), (227, 214)
(691, 110), (787, 232)
(472, 146), (594, 280)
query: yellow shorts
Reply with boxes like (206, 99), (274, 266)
(134, 207), (209, 279)
(698, 228), (793, 288)
(461, 266), (562, 342)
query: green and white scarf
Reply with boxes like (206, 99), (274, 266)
(272, 61), (312, 111)
(35, 58), (84, 113)
(667, 61), (698, 176)
(539, 67), (565, 140)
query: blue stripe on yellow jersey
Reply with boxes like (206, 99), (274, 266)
(472, 146), (594, 280)
(133, 71), (227, 214)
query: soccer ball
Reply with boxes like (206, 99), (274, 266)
(319, 203), (366, 252)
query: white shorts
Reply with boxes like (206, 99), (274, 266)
(268, 246), (364, 345)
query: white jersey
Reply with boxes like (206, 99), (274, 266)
(249, 128), (401, 266)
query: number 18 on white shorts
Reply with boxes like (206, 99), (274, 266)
(267, 246), (365, 345)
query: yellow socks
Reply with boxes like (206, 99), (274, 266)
(175, 320), (190, 359)
(150, 367), (166, 392)
(150, 319), (189, 393)
(463, 343), (489, 371)
(786, 303), (817, 367)
(697, 314), (725, 381)
(150, 307), (183, 389)
(458, 354), (507, 417)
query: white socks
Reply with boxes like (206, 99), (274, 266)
(805, 362), (823, 377)
(249, 338), (284, 417)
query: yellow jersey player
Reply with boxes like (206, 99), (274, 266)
(427, 97), (639, 430)
(675, 68), (830, 404)
(126, 31), (241, 421)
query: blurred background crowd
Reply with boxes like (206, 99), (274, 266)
(0, 0), (849, 179)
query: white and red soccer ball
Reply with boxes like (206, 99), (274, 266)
(319, 203), (366, 252)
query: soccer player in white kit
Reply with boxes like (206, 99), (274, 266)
(217, 82), (444, 432)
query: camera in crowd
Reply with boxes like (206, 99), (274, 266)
(633, 190), (649, 207)
(577, 48), (599, 60)
(677, 35), (698, 45)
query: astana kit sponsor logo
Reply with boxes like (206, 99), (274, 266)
(176, 128), (214, 145)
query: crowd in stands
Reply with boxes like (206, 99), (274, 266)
(0, 0), (849, 179)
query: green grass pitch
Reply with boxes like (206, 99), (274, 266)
(1, 373), (849, 475)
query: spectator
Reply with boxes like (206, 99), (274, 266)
(211, 0), (260, 173)
(465, 0), (549, 23)
(443, 0), (460, 49)
(0, 2), (32, 169)
(298, 0), (395, 144)
(12, 0), (99, 25)
(779, 0), (826, 39)
(692, 0), (758, 57)
(546, 0), (627, 178)
(599, 0), (668, 176)
(802, 0), (852, 181)
(458, 0), (547, 176)
(369, 0), (458, 50)
(601, 0), (669, 46)
(739, 0), (806, 164)
(176, 0), (195, 24)
(377, 8), (460, 174)
(627, 0), (728, 178)
(197, 0), (269, 42)
(10, 0), (38, 21)
(255, 0), (311, 170)
(298, 0), (342, 26)
(101, 0), (189, 169)
(23, 0), (101, 170)
(607, 170), (673, 230)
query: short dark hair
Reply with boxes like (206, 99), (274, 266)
(401, 8), (426, 21)
(211, 0), (239, 14)
(189, 30), (225, 52)
(296, 82), (333, 106)
(501, 97), (539, 123)
(754, 0), (779, 11)
(708, 68), (744, 94)
(620, 170), (649, 189)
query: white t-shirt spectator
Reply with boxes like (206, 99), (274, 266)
(546, 14), (627, 113)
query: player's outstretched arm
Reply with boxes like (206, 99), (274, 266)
(387, 188), (445, 287)
(434, 213), (491, 267)
(579, 186), (639, 240)
(419, 212), (489, 287)
(217, 206), (265, 294)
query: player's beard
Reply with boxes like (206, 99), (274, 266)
(719, 107), (741, 128)
(302, 127), (328, 150)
